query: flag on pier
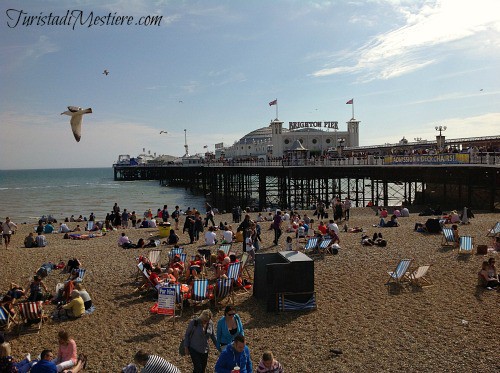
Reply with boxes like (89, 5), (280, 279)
(346, 98), (353, 104)
(269, 99), (277, 106)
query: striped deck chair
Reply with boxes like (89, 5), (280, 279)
(0, 306), (14, 332)
(75, 268), (86, 283)
(168, 247), (184, 261)
(189, 279), (210, 314)
(387, 258), (413, 285)
(459, 236), (474, 254)
(277, 292), (317, 312)
(441, 227), (457, 248)
(214, 278), (234, 308)
(219, 243), (232, 256)
(318, 238), (334, 254)
(407, 265), (433, 287)
(303, 237), (319, 255)
(167, 283), (183, 320)
(18, 301), (44, 335)
(148, 249), (162, 266)
(486, 222), (500, 237)
(189, 255), (207, 278)
(227, 261), (246, 295)
(239, 252), (253, 280)
(135, 261), (145, 281)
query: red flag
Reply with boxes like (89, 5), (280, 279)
(269, 99), (277, 106)
(346, 99), (353, 104)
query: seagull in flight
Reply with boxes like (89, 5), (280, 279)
(61, 106), (92, 142)
(103, 70), (109, 75)
(178, 100), (183, 103)
(160, 131), (168, 134)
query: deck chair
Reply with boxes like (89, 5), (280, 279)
(189, 279), (210, 314)
(486, 222), (500, 237)
(0, 306), (14, 332)
(76, 268), (86, 283)
(277, 292), (317, 312)
(318, 238), (334, 254)
(459, 236), (474, 254)
(406, 265), (433, 287)
(441, 227), (457, 248)
(168, 247), (184, 261)
(17, 301), (44, 335)
(166, 283), (183, 320)
(303, 237), (319, 255)
(239, 252), (253, 280)
(219, 243), (232, 256)
(148, 249), (162, 266)
(387, 258), (413, 285)
(214, 278), (234, 308)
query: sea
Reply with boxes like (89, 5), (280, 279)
(0, 168), (207, 223)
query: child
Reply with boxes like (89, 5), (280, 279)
(257, 351), (284, 373)
(285, 236), (293, 251)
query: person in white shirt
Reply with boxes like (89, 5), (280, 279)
(222, 226), (233, 244)
(35, 232), (47, 247)
(204, 226), (218, 246)
(327, 220), (339, 236)
(59, 223), (71, 233)
(2, 217), (18, 249)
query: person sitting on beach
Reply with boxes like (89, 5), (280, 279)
(6, 282), (25, 300)
(256, 350), (284, 373)
(385, 215), (400, 227)
(24, 232), (36, 248)
(317, 221), (327, 235)
(169, 254), (184, 280)
(137, 267), (166, 292)
(285, 236), (293, 250)
(133, 350), (180, 373)
(63, 258), (81, 274)
(57, 290), (85, 319)
(451, 224), (460, 248)
(222, 225), (234, 244)
(213, 249), (228, 276)
(118, 232), (134, 248)
(379, 208), (388, 218)
(43, 221), (55, 234)
(478, 260), (499, 289)
(35, 232), (47, 247)
(72, 224), (82, 232)
(488, 258), (498, 281)
(0, 295), (16, 319)
(188, 254), (205, 280)
(449, 210), (460, 224)
(167, 229), (179, 245)
(494, 236), (500, 252)
(27, 275), (48, 302)
(36, 221), (44, 234)
(204, 226), (218, 246)
(30, 349), (58, 373)
(58, 223), (71, 234)
(74, 283), (92, 311)
(401, 207), (410, 217)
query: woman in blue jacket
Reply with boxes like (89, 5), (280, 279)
(216, 305), (244, 351)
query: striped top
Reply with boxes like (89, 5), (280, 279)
(141, 355), (180, 373)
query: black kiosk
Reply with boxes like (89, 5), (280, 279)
(253, 251), (316, 312)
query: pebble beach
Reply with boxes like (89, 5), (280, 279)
(1, 208), (499, 372)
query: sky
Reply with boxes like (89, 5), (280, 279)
(1, 0), (499, 170)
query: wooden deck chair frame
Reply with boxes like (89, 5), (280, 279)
(406, 265), (433, 287)
(148, 249), (162, 266)
(166, 283), (184, 321)
(17, 301), (44, 335)
(189, 279), (210, 314)
(486, 222), (500, 237)
(318, 238), (334, 255)
(441, 227), (457, 248)
(0, 305), (14, 332)
(386, 258), (413, 285)
(458, 236), (474, 255)
(239, 252), (253, 280)
(214, 278), (234, 308)
(135, 261), (145, 281)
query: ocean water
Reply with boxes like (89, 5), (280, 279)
(0, 168), (206, 223)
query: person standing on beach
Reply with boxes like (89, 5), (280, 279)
(272, 211), (282, 246)
(171, 205), (180, 230)
(204, 202), (215, 227)
(161, 205), (170, 223)
(2, 217), (17, 249)
(121, 209), (130, 229)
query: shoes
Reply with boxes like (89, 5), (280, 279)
(378, 232), (383, 239)
(486, 287), (493, 290)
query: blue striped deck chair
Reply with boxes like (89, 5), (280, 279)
(459, 236), (474, 254)
(18, 301), (44, 335)
(74, 268), (86, 283)
(277, 292), (317, 312)
(303, 237), (319, 256)
(441, 227), (457, 248)
(219, 243), (232, 256)
(487, 222), (500, 237)
(135, 261), (145, 281)
(318, 238), (333, 254)
(167, 283), (183, 320)
(214, 278), (234, 308)
(189, 279), (210, 314)
(0, 306), (14, 332)
(168, 247), (184, 261)
(387, 258), (413, 285)
(148, 249), (162, 266)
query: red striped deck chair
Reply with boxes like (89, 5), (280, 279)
(189, 279), (210, 314)
(18, 301), (44, 335)
(0, 306), (14, 332)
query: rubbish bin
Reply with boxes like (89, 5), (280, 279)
(158, 222), (171, 238)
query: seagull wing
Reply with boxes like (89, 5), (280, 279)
(70, 114), (83, 142)
(68, 106), (81, 112)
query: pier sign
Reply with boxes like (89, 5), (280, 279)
(289, 121), (338, 130)
(385, 153), (470, 164)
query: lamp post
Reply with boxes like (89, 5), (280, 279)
(435, 125), (447, 151)
(337, 138), (345, 157)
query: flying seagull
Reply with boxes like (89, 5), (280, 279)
(160, 131), (168, 134)
(61, 106), (92, 142)
(103, 70), (109, 75)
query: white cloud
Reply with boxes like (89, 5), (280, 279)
(0, 35), (59, 72)
(313, 0), (500, 81)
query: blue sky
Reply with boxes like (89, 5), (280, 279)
(1, 0), (499, 169)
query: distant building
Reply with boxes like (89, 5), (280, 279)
(216, 117), (360, 159)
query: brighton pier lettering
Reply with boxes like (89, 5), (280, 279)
(289, 121), (338, 130)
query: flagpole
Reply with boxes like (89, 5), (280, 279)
(352, 100), (354, 119)
(276, 99), (278, 119)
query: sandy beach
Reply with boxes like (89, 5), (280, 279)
(1, 208), (499, 372)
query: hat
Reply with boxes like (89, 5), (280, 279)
(70, 290), (80, 298)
